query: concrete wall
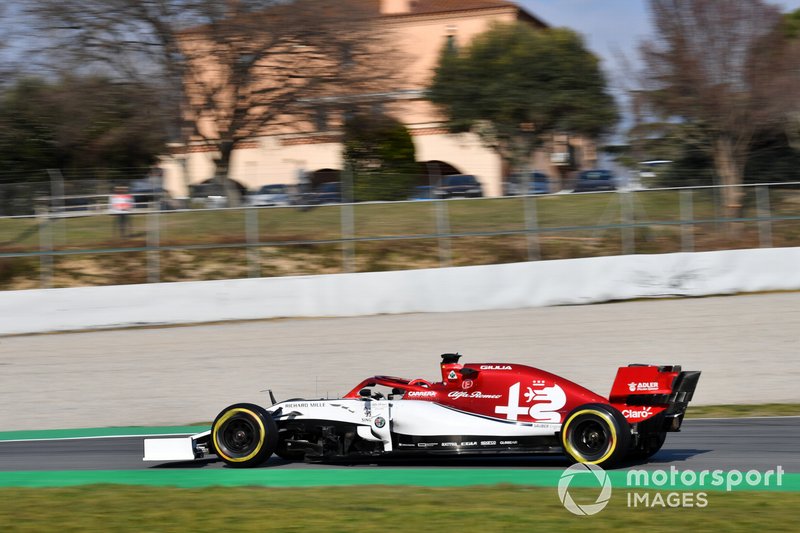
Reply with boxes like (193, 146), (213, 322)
(2, 247), (799, 336)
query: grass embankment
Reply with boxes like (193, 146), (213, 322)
(2, 188), (800, 289)
(0, 486), (795, 532)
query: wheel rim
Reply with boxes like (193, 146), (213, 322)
(217, 414), (260, 458)
(572, 419), (610, 458)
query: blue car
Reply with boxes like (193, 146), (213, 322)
(504, 171), (550, 195)
(573, 169), (617, 192)
(409, 185), (434, 201)
(434, 174), (484, 198)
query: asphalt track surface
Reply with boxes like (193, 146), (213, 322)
(1, 418), (797, 473)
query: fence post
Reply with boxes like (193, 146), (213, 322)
(147, 204), (160, 283)
(246, 207), (260, 278)
(46, 169), (66, 246)
(621, 191), (635, 255)
(680, 189), (695, 252)
(37, 205), (53, 288)
(523, 195), (540, 261)
(341, 167), (356, 273)
(435, 199), (452, 267)
(756, 185), (773, 248)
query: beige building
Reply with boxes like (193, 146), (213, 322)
(163, 0), (597, 197)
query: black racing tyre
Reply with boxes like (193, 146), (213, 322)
(561, 403), (631, 467)
(630, 431), (667, 460)
(211, 403), (277, 468)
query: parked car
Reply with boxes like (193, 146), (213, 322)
(315, 181), (342, 204)
(247, 184), (291, 207)
(573, 169), (617, 192)
(504, 171), (550, 195)
(434, 174), (483, 198)
(190, 182), (227, 208)
(129, 180), (168, 208)
(408, 185), (434, 201)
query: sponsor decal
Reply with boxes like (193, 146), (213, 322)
(628, 381), (660, 392)
(460, 441), (477, 446)
(398, 443), (415, 447)
(406, 390), (437, 398)
(480, 365), (512, 370)
(442, 442), (457, 447)
(447, 391), (503, 400)
(495, 382), (567, 422)
(480, 440), (497, 446)
(622, 406), (653, 419)
(448, 370), (458, 380)
(499, 440), (518, 445)
(461, 379), (474, 390)
(417, 442), (437, 448)
(531, 379), (546, 387)
(374, 416), (386, 428)
(285, 401), (327, 409)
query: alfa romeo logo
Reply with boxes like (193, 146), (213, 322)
(374, 416), (386, 428)
(558, 463), (612, 516)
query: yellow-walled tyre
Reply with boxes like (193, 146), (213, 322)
(561, 404), (630, 468)
(211, 403), (277, 468)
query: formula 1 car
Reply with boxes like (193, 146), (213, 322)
(144, 354), (700, 468)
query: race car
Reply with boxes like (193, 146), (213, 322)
(143, 354), (700, 468)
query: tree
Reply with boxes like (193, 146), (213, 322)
(427, 22), (617, 185)
(343, 113), (417, 202)
(0, 76), (167, 176)
(639, 0), (799, 217)
(27, 1), (397, 205)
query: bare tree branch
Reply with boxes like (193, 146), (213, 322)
(26, 0), (401, 203)
(639, 0), (799, 217)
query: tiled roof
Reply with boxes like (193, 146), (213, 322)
(404, 0), (517, 14)
(382, 0), (548, 27)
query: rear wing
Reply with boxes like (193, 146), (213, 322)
(610, 364), (701, 428)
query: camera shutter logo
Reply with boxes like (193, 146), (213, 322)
(558, 463), (613, 516)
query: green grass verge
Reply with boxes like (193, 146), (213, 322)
(0, 486), (795, 532)
(686, 403), (800, 418)
(4, 188), (800, 289)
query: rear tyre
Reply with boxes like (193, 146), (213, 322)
(211, 403), (277, 468)
(561, 403), (630, 467)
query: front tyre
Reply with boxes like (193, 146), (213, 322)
(561, 403), (630, 467)
(211, 403), (277, 467)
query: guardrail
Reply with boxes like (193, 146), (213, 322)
(1, 181), (799, 289)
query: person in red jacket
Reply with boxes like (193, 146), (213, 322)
(109, 185), (134, 237)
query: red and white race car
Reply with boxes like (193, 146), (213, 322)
(144, 354), (700, 468)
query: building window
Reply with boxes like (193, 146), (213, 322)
(445, 34), (458, 54)
(341, 43), (354, 69)
(342, 107), (355, 125)
(315, 108), (328, 132)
